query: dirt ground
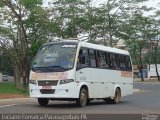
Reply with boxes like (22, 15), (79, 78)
(0, 94), (28, 99)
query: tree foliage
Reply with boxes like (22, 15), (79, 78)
(1, 0), (160, 85)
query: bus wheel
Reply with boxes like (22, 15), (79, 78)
(104, 88), (121, 104)
(38, 98), (49, 106)
(76, 88), (88, 107)
(113, 88), (121, 104)
(87, 99), (91, 105)
(103, 98), (112, 104)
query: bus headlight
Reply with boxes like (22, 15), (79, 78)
(29, 80), (37, 85)
(59, 79), (74, 84)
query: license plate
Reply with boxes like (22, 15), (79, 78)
(42, 86), (52, 90)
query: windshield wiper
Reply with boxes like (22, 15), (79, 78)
(47, 65), (68, 71)
(32, 66), (53, 71)
(32, 66), (68, 71)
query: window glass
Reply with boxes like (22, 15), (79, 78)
(115, 54), (120, 70)
(105, 52), (110, 69)
(88, 49), (96, 67)
(97, 51), (108, 69)
(32, 43), (77, 71)
(77, 48), (89, 68)
(109, 53), (119, 70)
(109, 53), (117, 69)
(119, 55), (127, 71)
(125, 56), (132, 71)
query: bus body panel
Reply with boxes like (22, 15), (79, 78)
(76, 68), (133, 98)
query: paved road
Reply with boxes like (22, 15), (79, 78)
(0, 82), (160, 114)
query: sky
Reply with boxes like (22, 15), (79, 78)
(143, 0), (159, 8)
(92, 0), (160, 15)
(92, 0), (159, 7)
(44, 0), (160, 8)
(44, 0), (160, 16)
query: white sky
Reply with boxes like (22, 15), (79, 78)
(92, 0), (159, 7)
(44, 0), (159, 8)
(143, 0), (159, 7)
(44, 0), (160, 15)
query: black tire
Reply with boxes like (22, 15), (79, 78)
(104, 88), (121, 104)
(38, 98), (49, 106)
(76, 88), (88, 107)
(113, 88), (121, 104)
(103, 98), (112, 104)
(87, 99), (91, 105)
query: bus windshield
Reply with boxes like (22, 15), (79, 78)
(32, 43), (77, 72)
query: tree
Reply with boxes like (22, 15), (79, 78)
(124, 12), (153, 81)
(0, 0), (50, 89)
(87, 0), (149, 47)
(50, 0), (90, 38)
(147, 12), (160, 81)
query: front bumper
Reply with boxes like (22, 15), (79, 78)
(29, 82), (79, 98)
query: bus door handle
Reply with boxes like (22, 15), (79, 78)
(123, 83), (126, 85)
(79, 71), (83, 74)
(112, 83), (115, 84)
(101, 82), (104, 84)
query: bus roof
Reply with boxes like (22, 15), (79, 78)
(44, 39), (129, 55)
(80, 42), (129, 55)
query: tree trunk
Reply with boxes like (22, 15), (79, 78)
(14, 65), (21, 89)
(153, 46), (160, 81)
(109, 34), (113, 47)
(22, 69), (27, 90)
(155, 63), (160, 81)
(139, 67), (144, 81)
(139, 47), (144, 81)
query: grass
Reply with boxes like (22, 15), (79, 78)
(0, 82), (29, 95)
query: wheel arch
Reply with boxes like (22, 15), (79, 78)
(78, 84), (89, 98)
(113, 85), (121, 97)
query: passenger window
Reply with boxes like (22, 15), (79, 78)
(105, 52), (110, 69)
(115, 54), (120, 70)
(97, 51), (108, 69)
(109, 53), (119, 70)
(77, 48), (89, 68)
(88, 49), (96, 67)
(126, 56), (132, 71)
(119, 55), (126, 71)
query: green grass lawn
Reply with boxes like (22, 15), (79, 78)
(0, 82), (29, 95)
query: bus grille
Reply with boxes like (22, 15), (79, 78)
(38, 80), (58, 86)
(40, 89), (55, 94)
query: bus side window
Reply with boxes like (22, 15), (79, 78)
(88, 49), (96, 68)
(106, 53), (111, 69)
(115, 54), (120, 70)
(125, 56), (132, 71)
(110, 53), (118, 70)
(95, 51), (100, 67)
(104, 53), (109, 69)
(119, 55), (126, 71)
(77, 48), (89, 68)
(97, 51), (108, 69)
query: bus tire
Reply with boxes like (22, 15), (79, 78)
(87, 99), (91, 105)
(38, 98), (49, 106)
(103, 98), (112, 104)
(76, 87), (88, 107)
(112, 88), (121, 104)
(104, 88), (121, 104)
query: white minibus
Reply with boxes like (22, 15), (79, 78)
(29, 39), (133, 107)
